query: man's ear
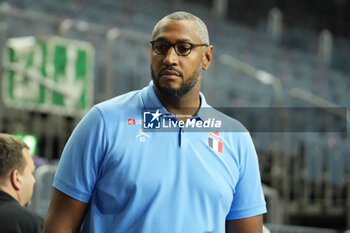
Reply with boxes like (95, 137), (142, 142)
(202, 45), (214, 71)
(10, 170), (23, 191)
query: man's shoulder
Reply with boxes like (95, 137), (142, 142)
(91, 89), (143, 120)
(16, 206), (44, 225)
(201, 106), (248, 133)
(0, 201), (44, 232)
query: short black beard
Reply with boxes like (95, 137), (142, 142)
(151, 65), (202, 98)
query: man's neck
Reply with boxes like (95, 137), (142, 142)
(153, 85), (201, 121)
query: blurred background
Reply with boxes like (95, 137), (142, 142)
(0, 0), (349, 232)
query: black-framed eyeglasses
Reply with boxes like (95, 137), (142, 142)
(150, 40), (208, 56)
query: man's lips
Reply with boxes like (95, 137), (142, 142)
(159, 69), (182, 78)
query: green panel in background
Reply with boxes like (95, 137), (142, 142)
(39, 40), (48, 104)
(76, 50), (88, 108)
(2, 36), (94, 116)
(53, 45), (66, 106)
(7, 47), (15, 100)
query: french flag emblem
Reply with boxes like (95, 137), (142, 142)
(208, 131), (223, 153)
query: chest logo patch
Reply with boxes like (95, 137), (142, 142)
(136, 129), (150, 142)
(208, 131), (223, 153)
(128, 119), (136, 125)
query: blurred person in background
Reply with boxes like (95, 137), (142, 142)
(0, 133), (44, 233)
(44, 11), (266, 233)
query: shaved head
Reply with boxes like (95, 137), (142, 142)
(152, 11), (209, 45)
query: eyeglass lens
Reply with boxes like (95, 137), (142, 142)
(152, 41), (192, 56)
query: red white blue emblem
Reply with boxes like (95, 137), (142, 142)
(208, 131), (223, 153)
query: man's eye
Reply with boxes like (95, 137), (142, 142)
(155, 43), (169, 52)
(176, 43), (191, 53)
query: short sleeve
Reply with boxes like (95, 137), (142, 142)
(53, 107), (107, 203)
(226, 133), (267, 220)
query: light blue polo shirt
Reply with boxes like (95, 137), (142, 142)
(53, 81), (266, 233)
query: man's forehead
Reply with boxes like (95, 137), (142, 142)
(152, 19), (199, 41)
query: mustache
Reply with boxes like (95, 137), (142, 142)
(159, 67), (183, 78)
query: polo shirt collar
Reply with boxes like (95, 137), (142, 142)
(141, 81), (168, 113)
(196, 92), (211, 121)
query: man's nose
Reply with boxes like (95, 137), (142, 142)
(163, 46), (178, 66)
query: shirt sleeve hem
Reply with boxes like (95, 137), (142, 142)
(53, 178), (91, 203)
(226, 203), (267, 220)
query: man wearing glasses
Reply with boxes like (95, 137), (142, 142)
(44, 11), (266, 233)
